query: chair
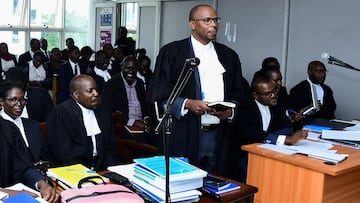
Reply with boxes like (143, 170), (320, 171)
(111, 112), (158, 162)
(39, 122), (47, 139)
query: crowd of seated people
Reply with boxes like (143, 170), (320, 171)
(0, 33), (338, 199)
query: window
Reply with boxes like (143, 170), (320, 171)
(0, 0), (89, 58)
(122, 3), (138, 40)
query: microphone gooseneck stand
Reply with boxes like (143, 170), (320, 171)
(327, 60), (360, 72)
(154, 59), (198, 203)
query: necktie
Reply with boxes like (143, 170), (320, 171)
(45, 51), (49, 61)
(74, 64), (78, 75)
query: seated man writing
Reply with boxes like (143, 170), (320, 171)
(230, 70), (308, 182)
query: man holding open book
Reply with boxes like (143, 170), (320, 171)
(148, 4), (244, 174)
(289, 60), (337, 129)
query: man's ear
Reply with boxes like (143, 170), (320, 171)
(252, 92), (258, 100)
(72, 91), (79, 99)
(189, 20), (196, 30)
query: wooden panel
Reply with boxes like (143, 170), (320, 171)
(323, 169), (360, 202)
(243, 143), (360, 203)
(247, 153), (324, 203)
(39, 122), (47, 139)
(111, 112), (158, 162)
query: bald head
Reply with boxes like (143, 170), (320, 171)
(70, 75), (99, 109)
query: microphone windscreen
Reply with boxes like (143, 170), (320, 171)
(194, 57), (200, 66)
(321, 52), (330, 59)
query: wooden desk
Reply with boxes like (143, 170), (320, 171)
(242, 143), (360, 203)
(53, 170), (257, 203)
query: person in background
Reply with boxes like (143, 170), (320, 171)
(5, 68), (53, 123)
(114, 26), (136, 57)
(57, 46), (87, 104)
(261, 57), (291, 115)
(230, 71), (308, 182)
(0, 81), (50, 165)
(0, 42), (18, 81)
(40, 38), (51, 63)
(289, 60), (336, 128)
(18, 38), (40, 68)
(136, 50), (152, 88)
(88, 50), (111, 95)
(61, 38), (75, 61)
(102, 55), (153, 141)
(148, 4), (244, 174)
(78, 46), (95, 74)
(46, 74), (120, 171)
(45, 47), (66, 76)
(21, 51), (52, 90)
(109, 46), (125, 76)
(0, 118), (58, 203)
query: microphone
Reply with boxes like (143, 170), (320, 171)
(186, 57), (200, 66)
(321, 52), (346, 65)
(321, 52), (360, 72)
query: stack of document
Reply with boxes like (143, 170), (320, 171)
(125, 156), (207, 203)
(259, 139), (348, 163)
(47, 164), (106, 189)
(320, 129), (360, 149)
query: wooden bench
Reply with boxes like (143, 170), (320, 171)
(111, 112), (158, 162)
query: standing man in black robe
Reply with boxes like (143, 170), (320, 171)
(148, 4), (244, 174)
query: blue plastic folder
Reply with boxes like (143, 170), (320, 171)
(303, 124), (331, 133)
(204, 182), (241, 194)
(134, 156), (197, 177)
(3, 192), (39, 203)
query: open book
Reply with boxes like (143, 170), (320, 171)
(124, 125), (144, 133)
(301, 83), (320, 116)
(207, 101), (236, 111)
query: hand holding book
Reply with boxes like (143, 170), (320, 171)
(207, 101), (235, 112)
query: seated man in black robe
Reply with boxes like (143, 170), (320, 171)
(230, 71), (308, 182)
(46, 74), (120, 171)
(289, 60), (336, 128)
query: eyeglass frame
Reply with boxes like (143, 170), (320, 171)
(255, 89), (278, 98)
(5, 97), (28, 105)
(191, 17), (221, 25)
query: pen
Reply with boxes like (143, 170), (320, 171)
(55, 178), (72, 189)
(201, 187), (224, 201)
(288, 109), (297, 114)
(66, 169), (96, 173)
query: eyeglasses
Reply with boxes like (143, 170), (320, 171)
(256, 90), (278, 98)
(313, 69), (327, 74)
(5, 97), (28, 105)
(191, 17), (221, 25)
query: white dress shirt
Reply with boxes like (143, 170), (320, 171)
(191, 35), (225, 125)
(77, 103), (101, 157)
(0, 108), (29, 147)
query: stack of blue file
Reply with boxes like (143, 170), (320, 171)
(131, 156), (207, 203)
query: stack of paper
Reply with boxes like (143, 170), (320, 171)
(131, 156), (207, 203)
(47, 164), (106, 189)
(259, 139), (348, 163)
